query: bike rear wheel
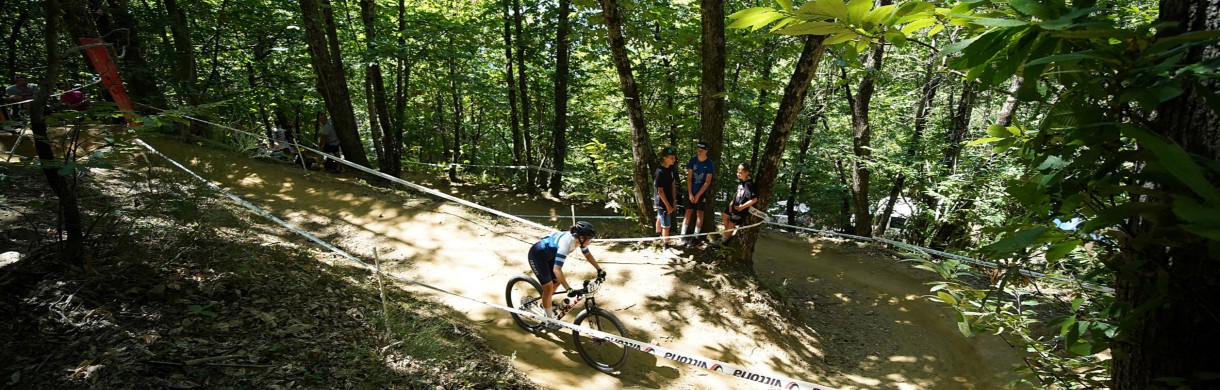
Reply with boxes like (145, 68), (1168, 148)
(505, 276), (545, 333)
(572, 307), (629, 373)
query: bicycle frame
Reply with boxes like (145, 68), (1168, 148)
(554, 279), (601, 317)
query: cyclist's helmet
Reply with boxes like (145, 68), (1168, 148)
(572, 221), (597, 239)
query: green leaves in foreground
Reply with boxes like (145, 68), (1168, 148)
(729, 0), (942, 50)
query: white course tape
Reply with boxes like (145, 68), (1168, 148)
(0, 77), (104, 109)
(131, 107), (557, 235)
(135, 137), (838, 390)
(597, 207), (769, 244)
(762, 221), (1114, 294)
(152, 104), (1111, 296)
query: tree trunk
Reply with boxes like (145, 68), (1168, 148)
(750, 45), (775, 170)
(942, 80), (976, 176)
(33, 0), (84, 265)
(163, 0), (201, 134)
(4, 8), (29, 75)
(1111, 1), (1220, 388)
(502, 0), (523, 180)
(845, 42), (886, 236)
(447, 47), (463, 182)
(734, 35), (827, 268)
(599, 0), (657, 226)
(699, 0), (726, 235)
(875, 56), (939, 236)
(994, 76), (1021, 126)
(299, 0), (371, 168)
(360, 0), (399, 177)
(549, 0), (571, 197)
(513, 0), (535, 191)
(787, 100), (822, 231)
(364, 72), (384, 165)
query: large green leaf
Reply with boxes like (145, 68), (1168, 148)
(823, 32), (859, 45)
(971, 18), (1029, 27)
(900, 18), (938, 35)
(779, 21), (852, 36)
(776, 0), (794, 12)
(864, 4), (896, 25)
(796, 0), (849, 20)
(1079, 202), (1168, 233)
(952, 28), (1021, 69)
(846, 0), (872, 23)
(1045, 239), (1081, 262)
(1123, 125), (1220, 205)
(983, 226), (1051, 256)
(1025, 51), (1109, 66)
(728, 8), (786, 30)
(1010, 0), (1057, 19)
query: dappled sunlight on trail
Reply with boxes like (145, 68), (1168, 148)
(131, 135), (1026, 389)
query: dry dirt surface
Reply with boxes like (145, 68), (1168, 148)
(130, 137), (1027, 389)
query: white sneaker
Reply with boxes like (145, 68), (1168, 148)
(544, 318), (562, 331)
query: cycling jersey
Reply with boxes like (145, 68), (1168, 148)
(528, 231), (589, 285)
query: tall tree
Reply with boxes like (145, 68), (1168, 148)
(941, 80), (975, 176)
(163, 0), (202, 134)
(513, 0), (535, 190)
(360, 0), (399, 177)
(548, 0), (571, 197)
(786, 98), (822, 232)
(299, 0), (370, 168)
(698, 0), (727, 234)
(844, 0), (892, 237)
(599, 0), (657, 224)
(3, 7), (30, 75)
(502, 0), (523, 179)
(734, 35), (827, 267)
(446, 34), (464, 181)
(31, 0), (83, 264)
(1111, 1), (1220, 387)
(875, 55), (939, 236)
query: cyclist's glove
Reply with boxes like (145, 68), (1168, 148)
(596, 269), (607, 281)
(568, 288), (584, 297)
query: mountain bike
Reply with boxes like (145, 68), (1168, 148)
(504, 275), (629, 373)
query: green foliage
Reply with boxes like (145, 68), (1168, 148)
(188, 303), (219, 318)
(926, 0), (1219, 387)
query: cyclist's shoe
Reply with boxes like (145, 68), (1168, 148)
(543, 318), (562, 331)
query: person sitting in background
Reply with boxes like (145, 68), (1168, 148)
(719, 162), (758, 245)
(5, 74), (40, 120)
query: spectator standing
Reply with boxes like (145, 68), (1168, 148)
(679, 140), (715, 246)
(317, 113), (342, 173)
(654, 146), (679, 253)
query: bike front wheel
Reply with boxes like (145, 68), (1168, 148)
(505, 276), (545, 333)
(572, 307), (629, 373)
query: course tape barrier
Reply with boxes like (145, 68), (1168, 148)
(0, 77), (103, 110)
(760, 221), (1115, 294)
(401, 160), (616, 189)
(146, 104), (1111, 296)
(146, 107), (770, 247)
(129, 105), (556, 235)
(134, 137), (838, 390)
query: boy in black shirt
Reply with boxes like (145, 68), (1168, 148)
(654, 147), (679, 252)
(721, 162), (758, 244)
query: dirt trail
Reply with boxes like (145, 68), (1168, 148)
(135, 137), (1026, 389)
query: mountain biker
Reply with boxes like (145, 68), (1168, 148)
(528, 221), (606, 329)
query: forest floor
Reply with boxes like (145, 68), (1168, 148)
(1, 133), (1029, 389)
